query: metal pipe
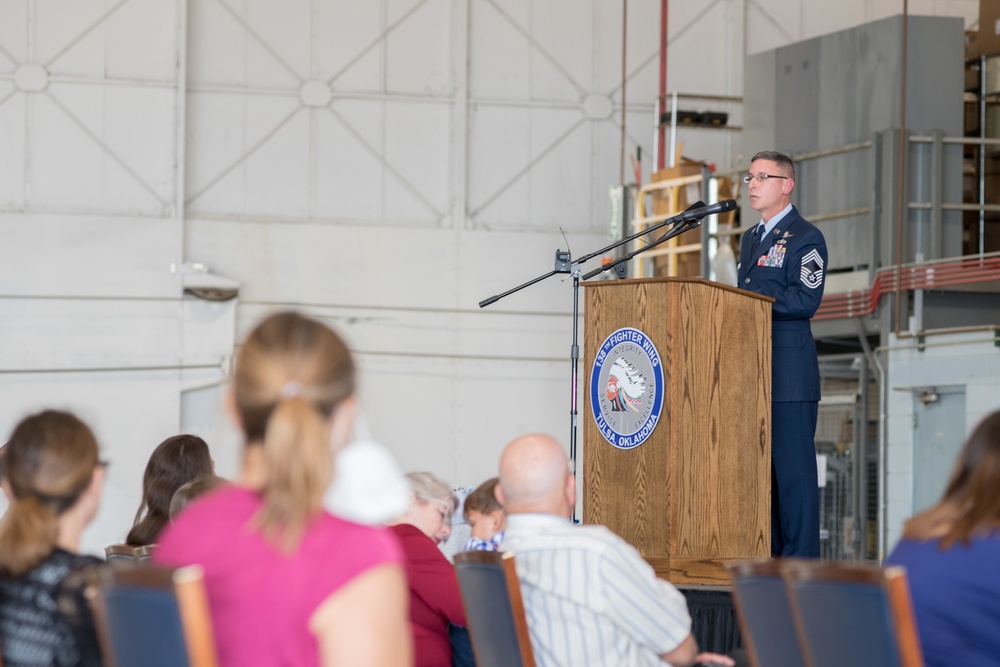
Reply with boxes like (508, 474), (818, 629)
(874, 325), (1000, 350)
(870, 131), (883, 288)
(652, 96), (661, 171)
(668, 92), (742, 103)
(0, 362), (224, 375)
(793, 141), (874, 162)
(909, 202), (1000, 212)
(620, 0), (628, 185)
(873, 340), (887, 561)
(894, 5), (910, 343)
(909, 134), (1000, 146)
(712, 106), (1000, 194)
(657, 0), (668, 171)
(980, 55), (988, 258)
(854, 351), (868, 559)
(669, 91), (678, 167)
(175, 0), (188, 222)
(930, 130), (943, 260)
(808, 207), (872, 223)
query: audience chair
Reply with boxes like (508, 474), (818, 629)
(135, 545), (157, 561)
(780, 561), (924, 667)
(728, 559), (808, 667)
(85, 563), (218, 667)
(104, 544), (138, 562)
(454, 550), (536, 667)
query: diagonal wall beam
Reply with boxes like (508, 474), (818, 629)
(605, 0), (722, 98)
(44, 90), (169, 205)
(214, 0), (305, 83)
(469, 117), (586, 218)
(185, 104), (304, 206)
(328, 0), (432, 85)
(483, 0), (587, 98)
(44, 0), (134, 67)
(0, 89), (18, 112)
(325, 104), (444, 217)
(747, 0), (796, 44)
(0, 40), (20, 67)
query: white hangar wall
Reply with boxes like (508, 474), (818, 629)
(0, 0), (977, 552)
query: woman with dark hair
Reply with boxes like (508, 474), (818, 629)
(126, 434), (213, 546)
(156, 312), (410, 666)
(0, 410), (107, 667)
(886, 410), (1000, 667)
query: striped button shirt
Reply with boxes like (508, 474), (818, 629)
(502, 513), (691, 667)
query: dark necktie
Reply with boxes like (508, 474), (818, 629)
(749, 224), (764, 256)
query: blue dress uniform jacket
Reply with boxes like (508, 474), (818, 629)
(737, 206), (826, 401)
(738, 205), (827, 557)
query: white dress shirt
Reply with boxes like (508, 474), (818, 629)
(502, 513), (691, 667)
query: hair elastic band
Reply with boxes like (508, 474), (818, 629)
(279, 381), (303, 398)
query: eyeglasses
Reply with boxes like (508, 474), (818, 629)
(743, 173), (790, 184)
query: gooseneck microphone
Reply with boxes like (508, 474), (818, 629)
(679, 199), (737, 221)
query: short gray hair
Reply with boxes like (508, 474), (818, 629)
(405, 471), (456, 515)
(750, 150), (795, 181)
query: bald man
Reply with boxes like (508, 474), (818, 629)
(497, 434), (733, 667)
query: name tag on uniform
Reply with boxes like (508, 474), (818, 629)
(757, 245), (786, 268)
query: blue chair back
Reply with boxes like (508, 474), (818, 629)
(86, 564), (218, 667)
(781, 562), (924, 667)
(729, 560), (808, 667)
(454, 551), (535, 667)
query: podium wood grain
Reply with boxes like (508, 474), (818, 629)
(583, 278), (772, 585)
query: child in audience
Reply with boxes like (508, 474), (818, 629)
(0, 410), (107, 667)
(126, 434), (213, 546)
(169, 474), (228, 519)
(156, 311), (411, 667)
(462, 477), (505, 552)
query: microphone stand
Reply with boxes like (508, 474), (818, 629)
(478, 202), (714, 520)
(581, 217), (704, 281)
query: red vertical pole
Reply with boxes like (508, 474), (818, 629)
(657, 0), (668, 171)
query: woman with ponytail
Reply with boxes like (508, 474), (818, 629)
(0, 410), (106, 667)
(156, 311), (411, 667)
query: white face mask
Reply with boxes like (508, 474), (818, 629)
(322, 411), (410, 524)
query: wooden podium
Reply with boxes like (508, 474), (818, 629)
(582, 277), (772, 585)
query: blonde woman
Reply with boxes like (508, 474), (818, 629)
(0, 410), (107, 667)
(389, 472), (468, 667)
(157, 312), (411, 667)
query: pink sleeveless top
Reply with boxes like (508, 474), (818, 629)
(156, 486), (401, 667)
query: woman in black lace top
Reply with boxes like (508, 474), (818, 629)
(0, 410), (107, 667)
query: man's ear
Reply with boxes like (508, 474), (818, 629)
(494, 482), (506, 508)
(782, 178), (794, 196)
(564, 469), (576, 512)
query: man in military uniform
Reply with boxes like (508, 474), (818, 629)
(737, 150), (827, 557)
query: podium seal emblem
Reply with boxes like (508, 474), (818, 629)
(589, 327), (664, 449)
